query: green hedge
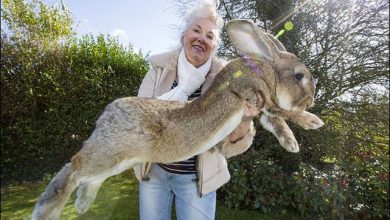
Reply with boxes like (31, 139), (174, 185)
(1, 34), (148, 184)
(220, 149), (388, 219)
(219, 102), (389, 219)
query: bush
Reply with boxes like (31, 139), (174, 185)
(221, 151), (388, 219)
(1, 33), (148, 184)
(220, 99), (389, 219)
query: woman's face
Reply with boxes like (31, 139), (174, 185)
(182, 18), (217, 68)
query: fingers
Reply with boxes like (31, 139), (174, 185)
(242, 90), (264, 120)
(255, 91), (265, 109)
(244, 100), (260, 118)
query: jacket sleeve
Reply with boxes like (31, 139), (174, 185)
(137, 65), (158, 98)
(217, 121), (256, 158)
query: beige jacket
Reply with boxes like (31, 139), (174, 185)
(133, 49), (256, 195)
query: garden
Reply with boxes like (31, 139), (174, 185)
(1, 0), (388, 219)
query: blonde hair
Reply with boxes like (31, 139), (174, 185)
(181, 0), (223, 48)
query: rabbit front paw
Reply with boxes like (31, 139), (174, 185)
(279, 135), (300, 153)
(293, 111), (324, 130)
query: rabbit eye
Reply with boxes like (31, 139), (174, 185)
(295, 73), (304, 80)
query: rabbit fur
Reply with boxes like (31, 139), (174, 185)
(31, 19), (323, 220)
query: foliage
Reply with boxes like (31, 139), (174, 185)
(217, 0), (389, 102)
(1, 0), (389, 218)
(219, 90), (389, 218)
(1, 0), (74, 47)
(221, 134), (388, 219)
(210, 0), (389, 218)
(1, 0), (148, 184)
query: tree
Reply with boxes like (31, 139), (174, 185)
(217, 0), (389, 104)
(174, 0), (389, 218)
(1, 0), (74, 47)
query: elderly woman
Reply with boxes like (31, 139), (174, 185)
(135, 1), (257, 219)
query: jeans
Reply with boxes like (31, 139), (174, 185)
(139, 164), (216, 220)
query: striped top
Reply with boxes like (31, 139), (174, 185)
(158, 80), (202, 174)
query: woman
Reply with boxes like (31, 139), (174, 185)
(134, 2), (258, 219)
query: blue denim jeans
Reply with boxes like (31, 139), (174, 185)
(139, 164), (216, 220)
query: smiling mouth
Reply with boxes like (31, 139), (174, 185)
(192, 45), (205, 53)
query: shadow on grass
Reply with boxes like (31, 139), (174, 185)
(1, 170), (296, 220)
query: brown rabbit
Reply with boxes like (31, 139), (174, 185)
(31, 19), (323, 220)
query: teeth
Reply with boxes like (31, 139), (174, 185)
(193, 45), (204, 51)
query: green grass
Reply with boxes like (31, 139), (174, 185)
(1, 171), (293, 220)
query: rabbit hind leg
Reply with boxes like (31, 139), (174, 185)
(74, 157), (141, 214)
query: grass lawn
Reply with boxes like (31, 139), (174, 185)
(1, 171), (294, 220)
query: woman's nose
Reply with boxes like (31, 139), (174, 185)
(197, 34), (206, 43)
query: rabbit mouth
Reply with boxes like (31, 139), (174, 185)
(287, 96), (313, 111)
(299, 97), (315, 110)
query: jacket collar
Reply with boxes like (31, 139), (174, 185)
(148, 48), (181, 70)
(148, 48), (226, 93)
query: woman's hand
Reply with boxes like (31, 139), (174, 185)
(228, 97), (261, 143)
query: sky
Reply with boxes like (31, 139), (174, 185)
(47, 0), (184, 55)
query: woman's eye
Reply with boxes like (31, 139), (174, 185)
(207, 35), (214, 40)
(193, 29), (200, 33)
(295, 73), (304, 80)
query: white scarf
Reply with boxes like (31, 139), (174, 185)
(157, 49), (212, 101)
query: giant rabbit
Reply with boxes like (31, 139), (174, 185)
(32, 19), (324, 219)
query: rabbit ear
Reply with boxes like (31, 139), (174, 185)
(265, 33), (287, 52)
(226, 19), (280, 60)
